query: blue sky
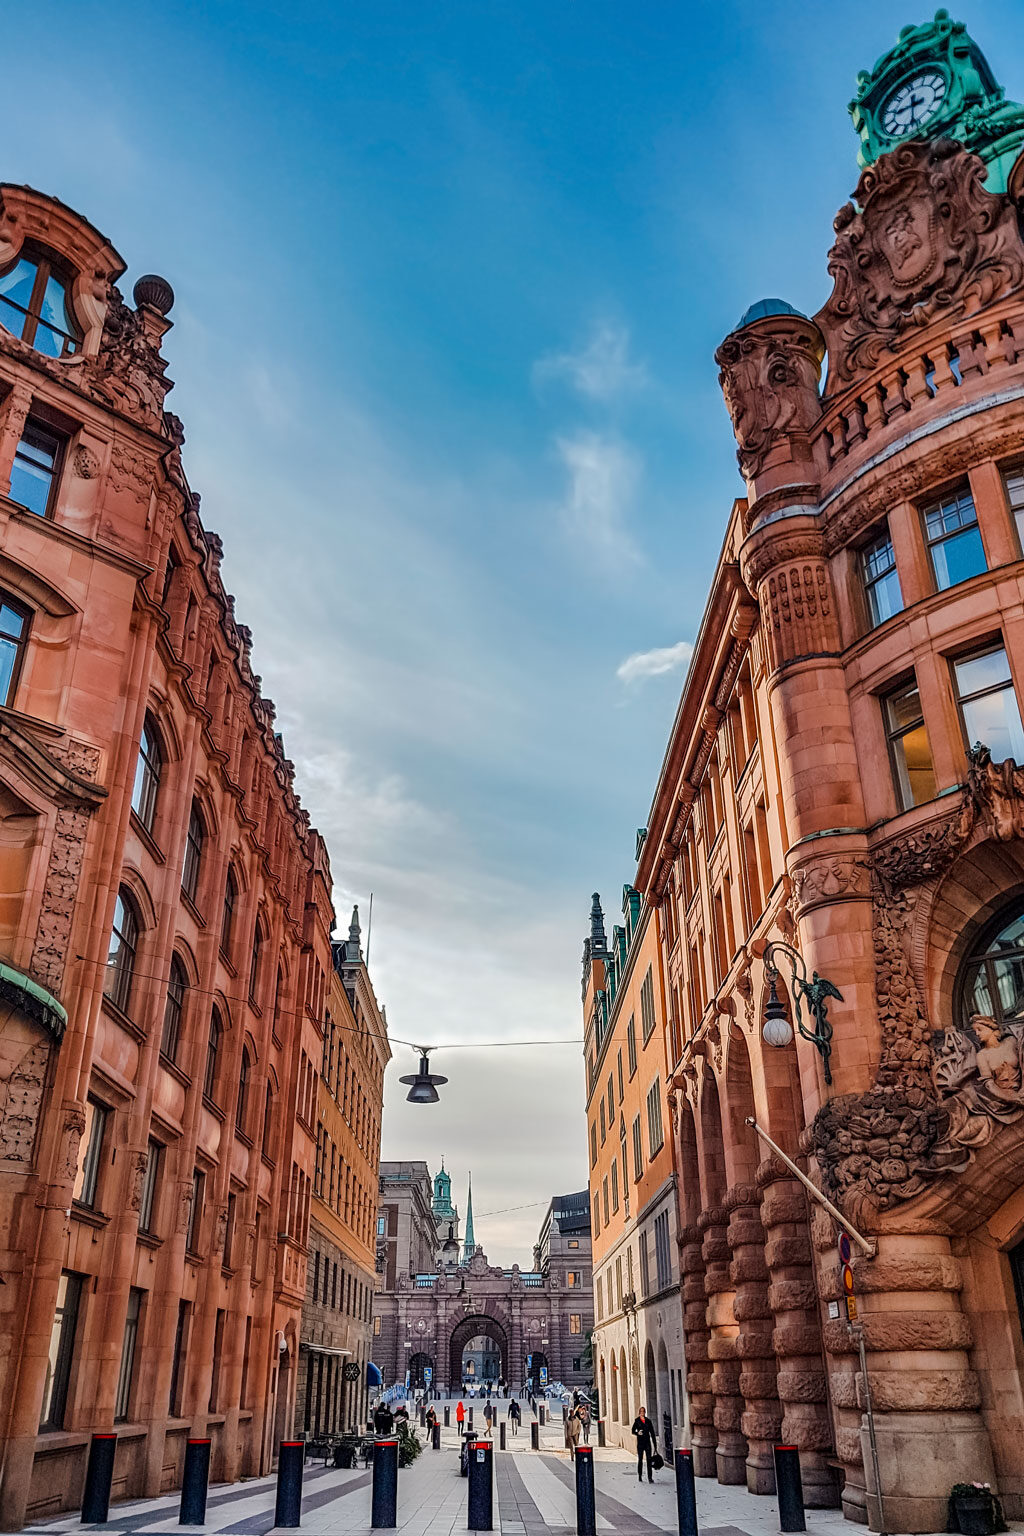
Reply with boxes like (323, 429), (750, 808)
(9, 1), (1024, 1263)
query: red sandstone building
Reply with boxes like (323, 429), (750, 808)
(0, 181), (375, 1526)
(614, 14), (1024, 1532)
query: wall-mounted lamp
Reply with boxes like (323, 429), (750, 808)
(762, 940), (842, 1086)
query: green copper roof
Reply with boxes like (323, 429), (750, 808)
(850, 10), (1024, 193)
(736, 299), (807, 330)
(0, 962), (67, 1038)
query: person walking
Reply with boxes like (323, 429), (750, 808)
(579, 1402), (591, 1445)
(567, 1404), (582, 1460)
(374, 1402), (394, 1435)
(456, 1399), (466, 1436)
(484, 1400), (494, 1438)
(631, 1407), (657, 1483)
(426, 1405), (437, 1433)
(508, 1398), (521, 1436)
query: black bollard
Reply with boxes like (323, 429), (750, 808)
(773, 1446), (806, 1534)
(179, 1438), (211, 1525)
(82, 1433), (117, 1523)
(574, 1446), (596, 1536)
(432, 1423), (441, 1451)
(539, 1404), (546, 1426)
(372, 1438), (399, 1529)
(597, 1419), (606, 1448)
(562, 1404), (568, 1423)
(444, 1406), (450, 1427)
(275, 1442), (304, 1529)
(468, 1407), (474, 1434)
(674, 1449), (698, 1536)
(530, 1421), (539, 1451)
(467, 1440), (493, 1531)
(499, 1422), (506, 1450)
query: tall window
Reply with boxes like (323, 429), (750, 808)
(0, 249), (80, 356)
(0, 596), (28, 708)
(654, 1211), (672, 1289)
(204, 1009), (222, 1100)
(73, 1097), (108, 1209)
(953, 645), (1024, 763)
(104, 887), (139, 1014)
(639, 1232), (651, 1297)
(632, 1114), (644, 1181)
(186, 1168), (204, 1254)
(168, 1301), (190, 1415)
(647, 1080), (664, 1157)
(611, 1159), (619, 1213)
(131, 716), (162, 832)
(924, 489), (987, 590)
(262, 1083), (274, 1157)
(249, 923), (264, 1004)
(958, 901), (1024, 1030)
(626, 1015), (637, 1076)
(39, 1272), (83, 1430)
(114, 1289), (143, 1422)
(640, 968), (656, 1041)
(10, 421), (64, 518)
(209, 1309), (226, 1412)
(161, 956), (187, 1061)
(569, 1314), (582, 1334)
(221, 868), (237, 957)
(861, 524), (903, 627)
(236, 1047), (251, 1135)
(1005, 468), (1024, 553)
(883, 677), (936, 810)
(181, 803), (204, 902)
(138, 1140), (161, 1234)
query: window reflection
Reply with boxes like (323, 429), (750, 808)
(0, 249), (80, 356)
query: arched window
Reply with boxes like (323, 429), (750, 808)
(181, 802), (204, 902)
(131, 716), (162, 832)
(161, 955), (187, 1062)
(958, 902), (1024, 1032)
(262, 1083), (274, 1157)
(249, 922), (264, 1004)
(105, 888), (140, 1014)
(273, 965), (284, 1035)
(221, 868), (237, 957)
(0, 595), (30, 708)
(236, 1047), (251, 1134)
(0, 246), (81, 358)
(204, 1008), (223, 1101)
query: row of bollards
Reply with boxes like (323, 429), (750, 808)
(80, 1425), (807, 1536)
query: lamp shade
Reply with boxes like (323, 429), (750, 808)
(762, 975), (794, 1050)
(399, 1051), (448, 1104)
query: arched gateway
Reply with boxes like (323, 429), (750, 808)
(448, 1312), (508, 1387)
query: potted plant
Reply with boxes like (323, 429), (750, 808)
(397, 1421), (422, 1468)
(948, 1481), (1007, 1536)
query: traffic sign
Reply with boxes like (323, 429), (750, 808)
(841, 1262), (855, 1296)
(838, 1231), (852, 1265)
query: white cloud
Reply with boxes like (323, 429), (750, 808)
(616, 640), (693, 685)
(556, 431), (641, 568)
(534, 320), (648, 402)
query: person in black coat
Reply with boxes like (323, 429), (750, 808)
(631, 1407), (656, 1483)
(374, 1403), (394, 1434)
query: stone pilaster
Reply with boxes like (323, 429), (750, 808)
(727, 1183), (780, 1494)
(701, 1205), (747, 1484)
(761, 1163), (839, 1508)
(679, 1222), (716, 1477)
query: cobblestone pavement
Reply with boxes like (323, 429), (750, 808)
(19, 1397), (932, 1536)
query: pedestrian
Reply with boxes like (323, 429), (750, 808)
(374, 1402), (394, 1435)
(456, 1399), (466, 1436)
(567, 1404), (581, 1460)
(631, 1407), (657, 1483)
(484, 1400), (494, 1437)
(426, 1405), (437, 1432)
(508, 1398), (520, 1436)
(579, 1403), (591, 1445)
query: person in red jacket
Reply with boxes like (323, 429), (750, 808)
(456, 1400), (466, 1436)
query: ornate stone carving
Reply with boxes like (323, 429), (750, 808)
(715, 317), (824, 478)
(108, 441), (153, 507)
(817, 137), (1024, 392)
(90, 286), (172, 424)
(72, 444), (100, 479)
(791, 856), (871, 916)
(0, 1020), (49, 1168)
(31, 804), (91, 996)
(127, 1151), (149, 1211)
(60, 1105), (87, 1186)
(48, 737), (101, 781)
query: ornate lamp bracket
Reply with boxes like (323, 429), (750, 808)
(763, 939), (843, 1086)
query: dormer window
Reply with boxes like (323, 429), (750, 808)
(0, 249), (80, 358)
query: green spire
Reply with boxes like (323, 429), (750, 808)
(463, 1174), (476, 1259)
(432, 1160), (456, 1222)
(849, 11), (1024, 193)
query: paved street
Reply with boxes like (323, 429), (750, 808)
(25, 1398), (856, 1536)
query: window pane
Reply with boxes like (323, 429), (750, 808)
(40, 274), (73, 338)
(105, 890), (138, 1013)
(867, 567), (903, 625)
(962, 685), (1024, 763)
(9, 455), (54, 517)
(894, 721), (937, 807)
(39, 1272), (81, 1431)
(74, 1098), (107, 1208)
(0, 259), (38, 337)
(885, 680), (924, 734)
(955, 648), (1013, 698)
(0, 637), (17, 707)
(131, 720), (161, 830)
(139, 1141), (160, 1233)
(929, 525), (987, 590)
(115, 1289), (142, 1421)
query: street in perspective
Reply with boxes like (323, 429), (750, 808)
(4, 5), (1024, 1536)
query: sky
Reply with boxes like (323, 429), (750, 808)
(9, 0), (1024, 1265)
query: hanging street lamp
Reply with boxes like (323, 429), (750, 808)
(400, 1047), (448, 1104)
(761, 940), (843, 1086)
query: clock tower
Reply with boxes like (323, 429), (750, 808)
(850, 9), (1024, 191)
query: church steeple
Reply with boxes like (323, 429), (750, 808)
(463, 1174), (476, 1259)
(589, 893), (608, 956)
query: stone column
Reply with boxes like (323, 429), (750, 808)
(760, 1162), (838, 1508)
(701, 1205), (747, 1484)
(679, 1222), (716, 1476)
(727, 1183), (780, 1494)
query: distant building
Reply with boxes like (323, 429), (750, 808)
(371, 1176), (594, 1392)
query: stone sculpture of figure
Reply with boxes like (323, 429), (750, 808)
(933, 1011), (1024, 1145)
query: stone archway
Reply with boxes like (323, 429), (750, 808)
(408, 1352), (433, 1389)
(448, 1312), (508, 1390)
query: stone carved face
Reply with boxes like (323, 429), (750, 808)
(715, 325), (822, 479)
(877, 195), (935, 285)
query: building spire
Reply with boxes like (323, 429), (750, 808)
(589, 893), (608, 954)
(349, 904), (362, 946)
(463, 1173), (476, 1259)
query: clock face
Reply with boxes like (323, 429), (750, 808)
(882, 72), (947, 138)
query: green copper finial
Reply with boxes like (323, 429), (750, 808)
(463, 1173), (476, 1259)
(849, 12), (1024, 192)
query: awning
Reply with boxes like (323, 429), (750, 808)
(367, 1362), (383, 1388)
(0, 963), (67, 1039)
(301, 1342), (351, 1357)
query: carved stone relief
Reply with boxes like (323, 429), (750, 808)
(0, 1008), (50, 1169)
(31, 804), (91, 997)
(715, 320), (824, 478)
